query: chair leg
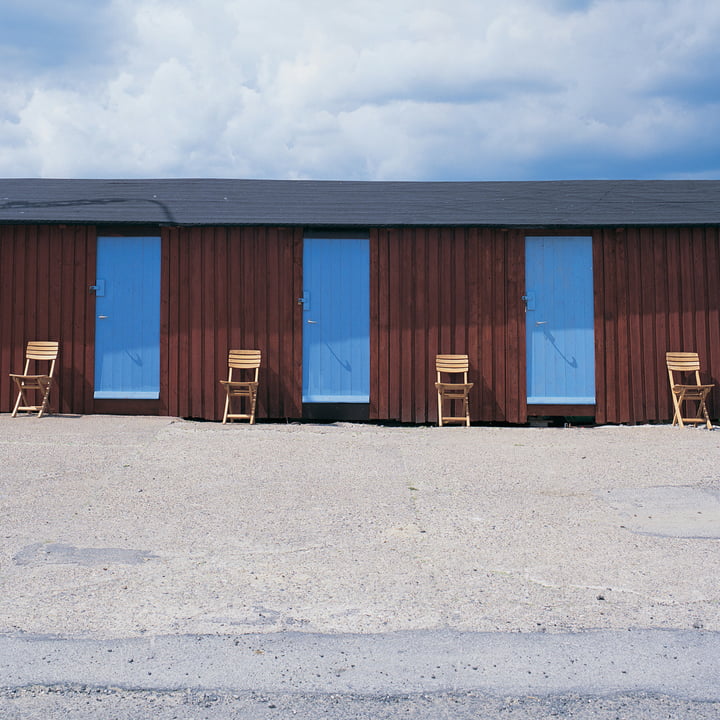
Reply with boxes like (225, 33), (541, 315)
(437, 390), (443, 427)
(249, 387), (257, 425)
(222, 392), (230, 424)
(700, 395), (713, 430)
(37, 379), (52, 418)
(11, 387), (23, 418)
(36, 396), (44, 418)
(671, 392), (683, 427)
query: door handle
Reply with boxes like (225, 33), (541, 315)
(535, 321), (547, 325)
(90, 279), (105, 296)
(98, 315), (109, 319)
(307, 320), (318, 324)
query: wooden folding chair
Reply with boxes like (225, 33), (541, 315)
(435, 354), (473, 427)
(666, 352), (714, 429)
(9, 341), (60, 418)
(220, 349), (261, 424)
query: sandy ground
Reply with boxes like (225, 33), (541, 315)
(1, 415), (719, 639)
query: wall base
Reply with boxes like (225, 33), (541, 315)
(93, 399), (160, 416)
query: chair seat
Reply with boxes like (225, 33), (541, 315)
(672, 383), (713, 396)
(220, 380), (258, 393)
(9, 373), (52, 384)
(435, 382), (474, 399)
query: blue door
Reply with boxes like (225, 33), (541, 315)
(302, 236), (370, 403)
(94, 236), (161, 399)
(525, 236), (595, 404)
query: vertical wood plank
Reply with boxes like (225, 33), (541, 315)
(387, 230), (401, 420)
(492, 231), (507, 421)
(57, 227), (71, 412)
(478, 231), (494, 420)
(178, 228), (192, 417)
(592, 231), (606, 424)
(652, 228), (670, 420)
(453, 229), (467, 354)
(400, 228), (414, 422)
(466, 228), (480, 423)
(638, 228), (656, 420)
(426, 228), (440, 424)
(83, 228), (97, 413)
(617, 227), (631, 420)
(692, 228), (709, 361)
(413, 230), (427, 422)
(438, 228), (452, 356)
(666, 229), (682, 349)
(678, 227), (695, 349)
(291, 228), (304, 418)
(506, 230), (526, 424)
(267, 227), (282, 417)
(626, 229), (644, 420)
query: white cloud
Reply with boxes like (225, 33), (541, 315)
(0, 0), (718, 179)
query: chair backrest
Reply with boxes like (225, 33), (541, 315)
(227, 349), (261, 382)
(666, 351), (701, 385)
(436, 354), (469, 382)
(26, 341), (59, 361)
(666, 352), (700, 372)
(228, 349), (261, 369)
(24, 341), (59, 375)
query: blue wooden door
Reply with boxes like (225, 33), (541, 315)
(525, 236), (595, 404)
(94, 236), (161, 399)
(302, 236), (370, 403)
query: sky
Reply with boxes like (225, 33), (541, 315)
(1, 0), (719, 181)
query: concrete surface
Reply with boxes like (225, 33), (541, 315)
(0, 415), (719, 717)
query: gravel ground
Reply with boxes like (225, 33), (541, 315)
(1, 414), (718, 638)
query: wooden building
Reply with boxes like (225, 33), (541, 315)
(1, 178), (718, 424)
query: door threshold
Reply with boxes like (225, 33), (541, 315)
(527, 404), (595, 417)
(302, 403), (369, 422)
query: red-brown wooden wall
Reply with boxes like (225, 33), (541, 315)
(0, 224), (96, 414)
(161, 226), (303, 420)
(594, 226), (720, 424)
(371, 227), (526, 424)
(2, 223), (719, 424)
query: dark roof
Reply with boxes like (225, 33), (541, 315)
(0, 178), (719, 227)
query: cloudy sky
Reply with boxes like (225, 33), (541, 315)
(1, 0), (719, 180)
